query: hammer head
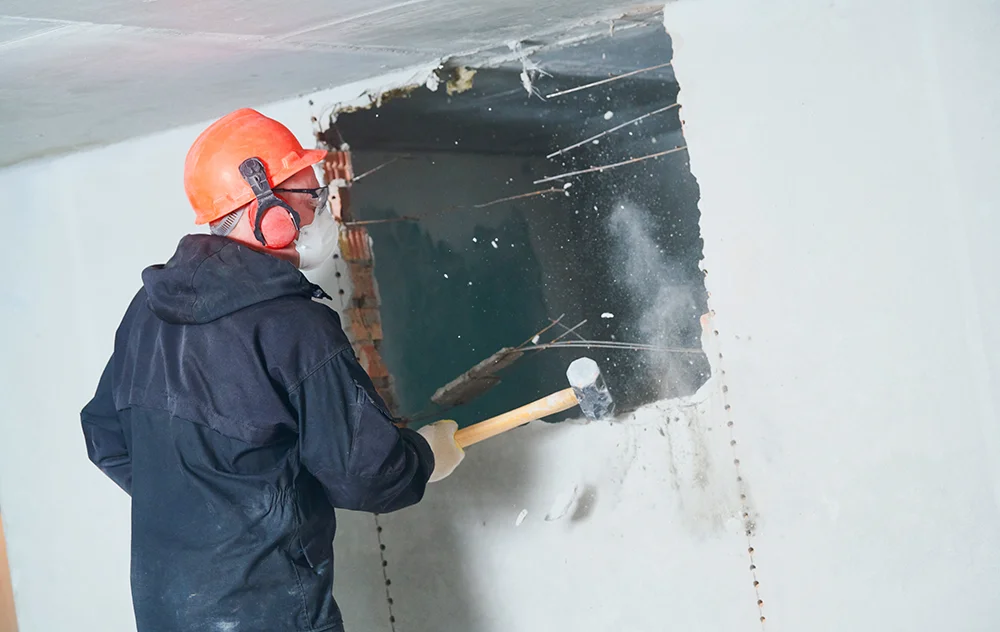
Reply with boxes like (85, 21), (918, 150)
(566, 357), (615, 421)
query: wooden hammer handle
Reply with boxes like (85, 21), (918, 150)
(453, 387), (580, 448)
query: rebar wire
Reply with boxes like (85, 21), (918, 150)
(464, 187), (564, 210)
(517, 314), (565, 349)
(343, 216), (419, 227)
(549, 320), (587, 344)
(534, 146), (689, 184)
(352, 156), (410, 182)
(554, 319), (587, 342)
(525, 340), (703, 354)
(546, 103), (680, 159)
(344, 187), (565, 227)
(545, 62), (673, 98)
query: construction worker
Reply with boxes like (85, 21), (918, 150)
(80, 108), (464, 632)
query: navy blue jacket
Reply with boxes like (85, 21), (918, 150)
(81, 235), (433, 632)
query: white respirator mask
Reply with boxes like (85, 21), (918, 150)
(295, 195), (339, 271)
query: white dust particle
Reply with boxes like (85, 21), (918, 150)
(545, 486), (579, 522)
(443, 273), (449, 279)
(604, 111), (614, 120)
(515, 509), (528, 527)
(531, 335), (540, 344)
(601, 312), (614, 319)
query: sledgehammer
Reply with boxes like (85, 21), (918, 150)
(453, 357), (615, 448)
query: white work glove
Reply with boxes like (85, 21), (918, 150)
(417, 420), (465, 483)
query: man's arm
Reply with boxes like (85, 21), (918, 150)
(290, 347), (434, 513)
(81, 357), (132, 495)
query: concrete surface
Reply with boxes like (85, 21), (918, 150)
(0, 1), (647, 167)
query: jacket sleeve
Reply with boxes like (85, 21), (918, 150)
(289, 347), (434, 513)
(81, 357), (132, 495)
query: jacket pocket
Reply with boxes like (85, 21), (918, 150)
(298, 527), (333, 570)
(294, 480), (336, 569)
(354, 381), (394, 420)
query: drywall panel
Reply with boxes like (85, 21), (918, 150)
(0, 67), (431, 632)
(662, 0), (1000, 629)
(377, 348), (758, 631)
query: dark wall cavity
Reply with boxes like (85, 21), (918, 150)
(330, 24), (709, 427)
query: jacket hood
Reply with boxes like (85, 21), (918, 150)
(142, 234), (329, 325)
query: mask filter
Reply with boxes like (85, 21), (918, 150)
(295, 201), (338, 271)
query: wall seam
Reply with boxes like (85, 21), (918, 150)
(371, 515), (398, 632)
(701, 303), (766, 629)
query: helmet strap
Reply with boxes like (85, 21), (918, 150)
(238, 157), (301, 247)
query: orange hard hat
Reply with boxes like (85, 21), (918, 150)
(184, 108), (327, 225)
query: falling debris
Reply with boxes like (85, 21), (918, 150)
(531, 335), (541, 344)
(445, 66), (477, 95)
(545, 486), (579, 521)
(472, 237), (478, 243)
(563, 182), (572, 190)
(431, 347), (525, 407)
(508, 40), (550, 99)
(601, 312), (615, 319)
(515, 509), (529, 527)
(443, 274), (449, 279)
(604, 111), (614, 120)
(491, 240), (499, 249)
(425, 72), (441, 92)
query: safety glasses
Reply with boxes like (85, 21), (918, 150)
(273, 185), (330, 215)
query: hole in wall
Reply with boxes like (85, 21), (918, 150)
(326, 22), (708, 427)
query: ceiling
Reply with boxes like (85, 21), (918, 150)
(0, 1), (656, 168)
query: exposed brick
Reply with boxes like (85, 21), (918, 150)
(344, 307), (383, 341)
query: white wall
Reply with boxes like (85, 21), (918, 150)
(0, 65), (434, 632)
(372, 1), (1000, 630)
(668, 0), (1000, 628)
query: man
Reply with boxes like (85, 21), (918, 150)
(81, 108), (464, 632)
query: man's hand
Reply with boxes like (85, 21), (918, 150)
(417, 420), (465, 483)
